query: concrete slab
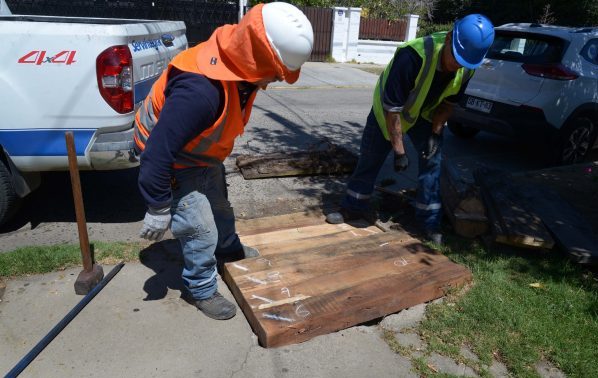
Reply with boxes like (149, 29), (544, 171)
(428, 352), (478, 377)
(0, 262), (419, 378)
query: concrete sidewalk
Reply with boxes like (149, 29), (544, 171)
(0, 245), (419, 378)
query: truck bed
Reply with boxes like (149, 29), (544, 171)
(0, 15), (168, 24)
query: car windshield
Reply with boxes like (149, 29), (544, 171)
(486, 31), (566, 64)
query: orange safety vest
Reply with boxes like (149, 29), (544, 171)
(134, 3), (300, 168)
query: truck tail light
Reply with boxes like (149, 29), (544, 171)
(96, 45), (133, 114)
(521, 63), (579, 80)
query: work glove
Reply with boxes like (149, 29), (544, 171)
(394, 153), (409, 172)
(422, 133), (442, 160)
(139, 207), (171, 242)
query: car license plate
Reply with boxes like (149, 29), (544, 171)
(466, 97), (493, 113)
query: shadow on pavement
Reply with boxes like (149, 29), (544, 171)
(0, 167), (145, 234)
(139, 239), (186, 301)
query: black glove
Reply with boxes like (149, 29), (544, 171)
(394, 153), (409, 172)
(422, 133), (442, 160)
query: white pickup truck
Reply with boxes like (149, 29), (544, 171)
(0, 0), (187, 226)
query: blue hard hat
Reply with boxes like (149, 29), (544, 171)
(452, 14), (495, 69)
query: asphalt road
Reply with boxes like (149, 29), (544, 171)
(0, 63), (557, 252)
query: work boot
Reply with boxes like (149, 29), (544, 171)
(424, 230), (444, 246)
(216, 245), (260, 274)
(325, 208), (374, 224)
(193, 291), (237, 320)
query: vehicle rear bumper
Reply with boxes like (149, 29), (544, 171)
(89, 127), (139, 170)
(450, 100), (557, 141)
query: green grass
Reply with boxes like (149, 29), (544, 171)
(417, 237), (598, 378)
(0, 241), (145, 278)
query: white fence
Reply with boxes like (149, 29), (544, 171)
(331, 8), (419, 65)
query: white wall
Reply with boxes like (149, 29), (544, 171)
(331, 8), (419, 65)
(331, 7), (361, 63)
(356, 40), (404, 65)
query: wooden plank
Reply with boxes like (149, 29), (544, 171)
(510, 162), (598, 237)
(474, 168), (554, 249)
(440, 159), (488, 238)
(513, 184), (598, 265)
(240, 222), (372, 250)
(236, 145), (357, 180)
(236, 211), (325, 237)
(223, 233), (472, 347)
(251, 226), (387, 256)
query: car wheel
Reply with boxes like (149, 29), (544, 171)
(0, 160), (20, 228)
(556, 117), (597, 165)
(447, 121), (480, 139)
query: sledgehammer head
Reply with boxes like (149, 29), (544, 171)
(74, 264), (104, 295)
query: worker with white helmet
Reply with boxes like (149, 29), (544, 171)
(326, 14), (494, 246)
(134, 2), (313, 320)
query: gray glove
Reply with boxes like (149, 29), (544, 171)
(140, 207), (171, 241)
(422, 133), (442, 160)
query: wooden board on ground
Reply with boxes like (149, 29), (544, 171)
(474, 168), (555, 249)
(236, 144), (357, 179)
(244, 224), (386, 256)
(236, 211), (326, 237)
(440, 159), (488, 238)
(511, 162), (598, 237)
(223, 231), (472, 347)
(506, 183), (598, 265)
(240, 222), (377, 253)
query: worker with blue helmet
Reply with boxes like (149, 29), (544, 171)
(327, 14), (494, 245)
(453, 14), (496, 68)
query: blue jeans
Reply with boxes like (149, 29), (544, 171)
(342, 108), (443, 231)
(170, 164), (242, 300)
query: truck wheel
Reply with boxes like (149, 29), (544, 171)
(0, 160), (20, 228)
(448, 121), (480, 139)
(556, 116), (597, 165)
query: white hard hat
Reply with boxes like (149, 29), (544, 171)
(262, 2), (314, 71)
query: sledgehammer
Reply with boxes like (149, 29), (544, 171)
(65, 132), (104, 294)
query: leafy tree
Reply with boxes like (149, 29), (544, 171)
(433, 0), (597, 26)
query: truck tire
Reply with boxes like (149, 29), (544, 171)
(0, 160), (20, 227)
(555, 116), (597, 165)
(447, 121), (480, 139)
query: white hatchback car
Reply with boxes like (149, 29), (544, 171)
(449, 23), (598, 164)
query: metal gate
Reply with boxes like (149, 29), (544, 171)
(298, 6), (333, 62)
(5, 0), (239, 45)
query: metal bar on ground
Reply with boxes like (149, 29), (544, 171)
(4, 262), (125, 378)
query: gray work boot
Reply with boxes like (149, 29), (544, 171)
(242, 245), (260, 258)
(193, 291), (237, 320)
(325, 208), (374, 225)
(216, 245), (260, 274)
(424, 230), (444, 246)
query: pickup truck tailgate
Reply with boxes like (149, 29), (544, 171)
(127, 20), (187, 104)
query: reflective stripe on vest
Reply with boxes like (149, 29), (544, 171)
(377, 36), (434, 125)
(133, 45), (256, 168)
(373, 32), (470, 140)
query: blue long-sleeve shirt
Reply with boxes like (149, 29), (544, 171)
(138, 69), (223, 209)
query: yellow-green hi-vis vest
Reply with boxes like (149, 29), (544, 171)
(373, 32), (473, 140)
